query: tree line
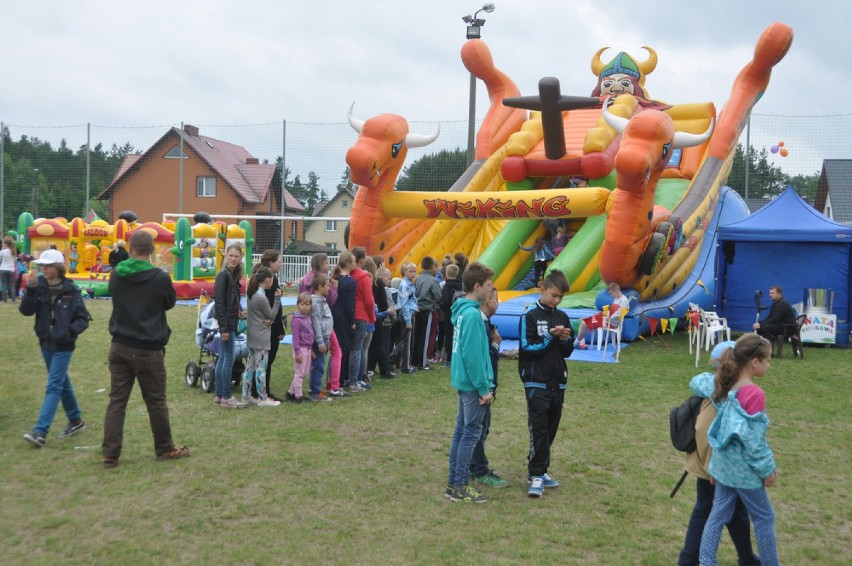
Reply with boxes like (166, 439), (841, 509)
(0, 126), (340, 231)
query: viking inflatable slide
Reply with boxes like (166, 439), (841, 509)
(345, 23), (793, 340)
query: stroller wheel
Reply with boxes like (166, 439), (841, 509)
(185, 362), (201, 387)
(200, 364), (215, 393)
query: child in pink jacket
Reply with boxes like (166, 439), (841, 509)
(288, 293), (315, 402)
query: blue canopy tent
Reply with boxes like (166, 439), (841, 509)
(715, 187), (852, 346)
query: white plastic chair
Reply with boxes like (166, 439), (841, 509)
(601, 308), (627, 362)
(587, 308), (610, 351)
(590, 326), (605, 350)
(686, 307), (703, 367)
(700, 309), (731, 351)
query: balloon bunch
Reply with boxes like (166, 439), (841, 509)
(770, 141), (789, 157)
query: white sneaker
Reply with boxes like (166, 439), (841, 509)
(256, 398), (281, 407)
(528, 476), (544, 498)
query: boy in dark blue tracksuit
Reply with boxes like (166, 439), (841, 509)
(518, 270), (573, 498)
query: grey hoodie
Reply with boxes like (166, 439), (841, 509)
(310, 293), (333, 347)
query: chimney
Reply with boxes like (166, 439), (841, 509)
(183, 124), (199, 136)
(245, 157), (259, 165)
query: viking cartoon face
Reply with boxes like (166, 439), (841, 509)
(600, 73), (636, 97)
(591, 47), (657, 100)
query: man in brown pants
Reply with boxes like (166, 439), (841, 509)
(101, 231), (189, 468)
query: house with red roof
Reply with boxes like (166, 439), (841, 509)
(98, 125), (305, 248)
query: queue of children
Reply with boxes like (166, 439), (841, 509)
(16, 239), (785, 564)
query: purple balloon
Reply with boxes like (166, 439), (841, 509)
(770, 145), (779, 153)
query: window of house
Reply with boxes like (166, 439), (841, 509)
(341, 200), (348, 208)
(326, 242), (337, 250)
(291, 222), (298, 239)
(164, 146), (188, 159)
(325, 220), (337, 232)
(197, 177), (216, 197)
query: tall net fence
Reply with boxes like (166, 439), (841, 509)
(1, 113), (850, 235)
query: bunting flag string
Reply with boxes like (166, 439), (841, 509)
(668, 317), (679, 334)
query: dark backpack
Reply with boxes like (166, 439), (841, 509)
(669, 396), (703, 453)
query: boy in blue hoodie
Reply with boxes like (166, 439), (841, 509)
(470, 287), (507, 488)
(445, 262), (494, 503)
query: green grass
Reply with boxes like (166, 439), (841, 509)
(1, 300), (850, 565)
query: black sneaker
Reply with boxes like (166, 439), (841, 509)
(59, 420), (86, 438)
(24, 429), (46, 447)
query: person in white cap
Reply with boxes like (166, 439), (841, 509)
(19, 249), (92, 448)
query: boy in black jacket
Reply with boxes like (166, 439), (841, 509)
(518, 269), (573, 498)
(439, 264), (463, 364)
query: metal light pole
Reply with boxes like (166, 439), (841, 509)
(462, 3), (495, 167)
(31, 168), (39, 218)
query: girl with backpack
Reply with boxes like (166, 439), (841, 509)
(690, 334), (779, 566)
(677, 341), (759, 566)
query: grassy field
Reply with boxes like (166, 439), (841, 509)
(1, 299), (849, 565)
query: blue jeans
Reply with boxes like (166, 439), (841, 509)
(34, 348), (82, 435)
(348, 320), (369, 386)
(679, 478), (760, 566)
(309, 347), (326, 396)
(701, 482), (777, 566)
(447, 390), (486, 486)
(470, 403), (492, 477)
(214, 332), (236, 399)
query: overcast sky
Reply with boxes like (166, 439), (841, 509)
(1, 0), (848, 186)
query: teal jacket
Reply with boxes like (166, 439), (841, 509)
(449, 297), (493, 396)
(690, 373), (776, 489)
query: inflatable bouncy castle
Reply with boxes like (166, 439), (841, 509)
(12, 211), (255, 298)
(345, 23), (793, 340)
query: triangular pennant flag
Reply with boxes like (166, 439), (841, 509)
(660, 318), (669, 334)
(648, 318), (659, 336)
(669, 317), (679, 334)
(83, 209), (100, 223)
(689, 311), (700, 328)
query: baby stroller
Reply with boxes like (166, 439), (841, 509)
(184, 290), (248, 393)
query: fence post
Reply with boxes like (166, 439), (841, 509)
(179, 121), (184, 214)
(744, 115), (750, 201)
(0, 120), (4, 236)
(280, 119), (287, 252)
(85, 122), (91, 216)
